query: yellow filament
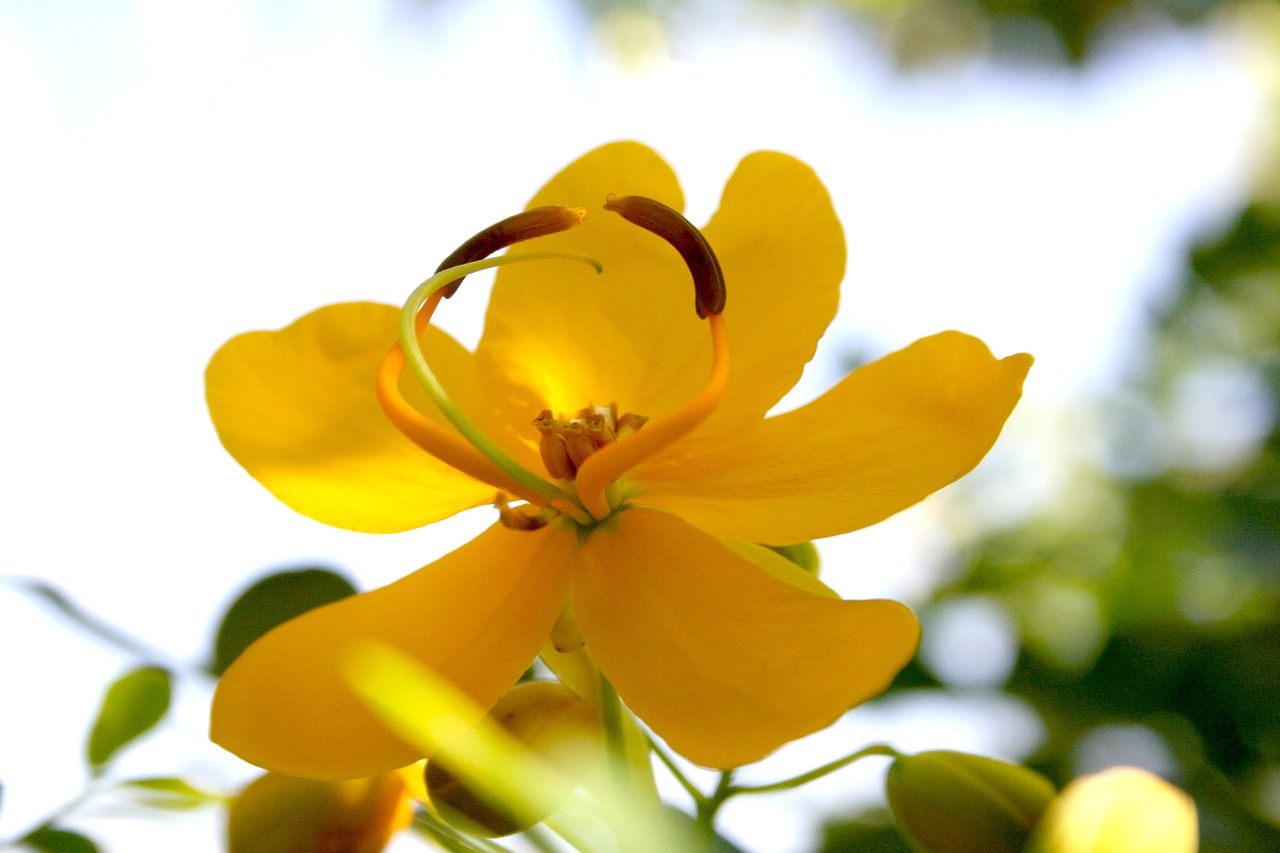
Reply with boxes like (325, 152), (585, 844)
(375, 291), (547, 506)
(574, 313), (730, 519)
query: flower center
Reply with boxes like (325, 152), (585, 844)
(376, 194), (729, 531)
(532, 403), (649, 482)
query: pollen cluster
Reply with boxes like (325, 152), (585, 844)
(533, 403), (648, 481)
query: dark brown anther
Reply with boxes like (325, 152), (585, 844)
(435, 205), (586, 297)
(603, 194), (726, 318)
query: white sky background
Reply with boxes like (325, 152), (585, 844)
(0, 0), (1267, 850)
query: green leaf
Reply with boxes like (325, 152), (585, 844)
(20, 826), (100, 853)
(210, 566), (357, 676)
(121, 776), (221, 810)
(86, 666), (171, 769)
(13, 579), (158, 660)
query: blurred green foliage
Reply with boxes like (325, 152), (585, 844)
(868, 189), (1280, 851)
(575, 0), (1260, 62)
(85, 667), (171, 772)
(18, 827), (99, 853)
(210, 566), (357, 676)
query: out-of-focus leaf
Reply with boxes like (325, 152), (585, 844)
(821, 809), (911, 853)
(13, 579), (160, 660)
(86, 666), (171, 769)
(211, 567), (357, 676)
(19, 826), (100, 853)
(121, 776), (221, 810)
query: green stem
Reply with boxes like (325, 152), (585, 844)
(412, 810), (511, 853)
(521, 823), (567, 853)
(398, 252), (601, 504)
(688, 744), (902, 836)
(726, 744), (902, 796)
(648, 734), (707, 808)
(693, 771), (735, 839)
(597, 673), (628, 786)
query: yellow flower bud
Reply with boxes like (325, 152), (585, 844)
(886, 750), (1056, 853)
(227, 769), (413, 853)
(426, 680), (600, 836)
(1027, 766), (1198, 853)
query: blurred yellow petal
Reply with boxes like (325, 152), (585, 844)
(206, 302), (495, 532)
(227, 770), (412, 853)
(211, 522), (575, 780)
(1029, 767), (1199, 853)
(571, 508), (919, 769)
(426, 680), (600, 837)
(635, 331), (1033, 544)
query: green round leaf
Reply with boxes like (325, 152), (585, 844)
(86, 666), (171, 769)
(210, 567), (357, 676)
(21, 826), (101, 853)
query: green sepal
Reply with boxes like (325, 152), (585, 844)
(886, 750), (1056, 853)
(766, 541), (821, 575)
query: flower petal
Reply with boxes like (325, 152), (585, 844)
(206, 302), (495, 532)
(211, 522), (575, 780)
(572, 508), (919, 769)
(635, 332), (1033, 544)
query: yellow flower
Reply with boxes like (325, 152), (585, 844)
(1027, 766), (1199, 853)
(227, 769), (415, 853)
(207, 142), (1032, 780)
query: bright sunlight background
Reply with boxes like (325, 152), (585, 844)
(0, 0), (1268, 850)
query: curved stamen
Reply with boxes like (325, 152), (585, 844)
(397, 253), (602, 523)
(574, 313), (729, 519)
(434, 205), (586, 298)
(603, 194), (726, 318)
(572, 195), (731, 520)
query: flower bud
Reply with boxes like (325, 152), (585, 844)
(427, 680), (599, 836)
(886, 750), (1056, 853)
(1027, 766), (1198, 853)
(227, 769), (412, 853)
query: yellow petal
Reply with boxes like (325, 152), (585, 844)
(227, 770), (412, 853)
(635, 332), (1033, 544)
(211, 521), (575, 780)
(571, 508), (919, 769)
(477, 142), (704, 449)
(206, 302), (495, 532)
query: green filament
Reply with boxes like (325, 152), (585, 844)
(398, 252), (602, 505)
